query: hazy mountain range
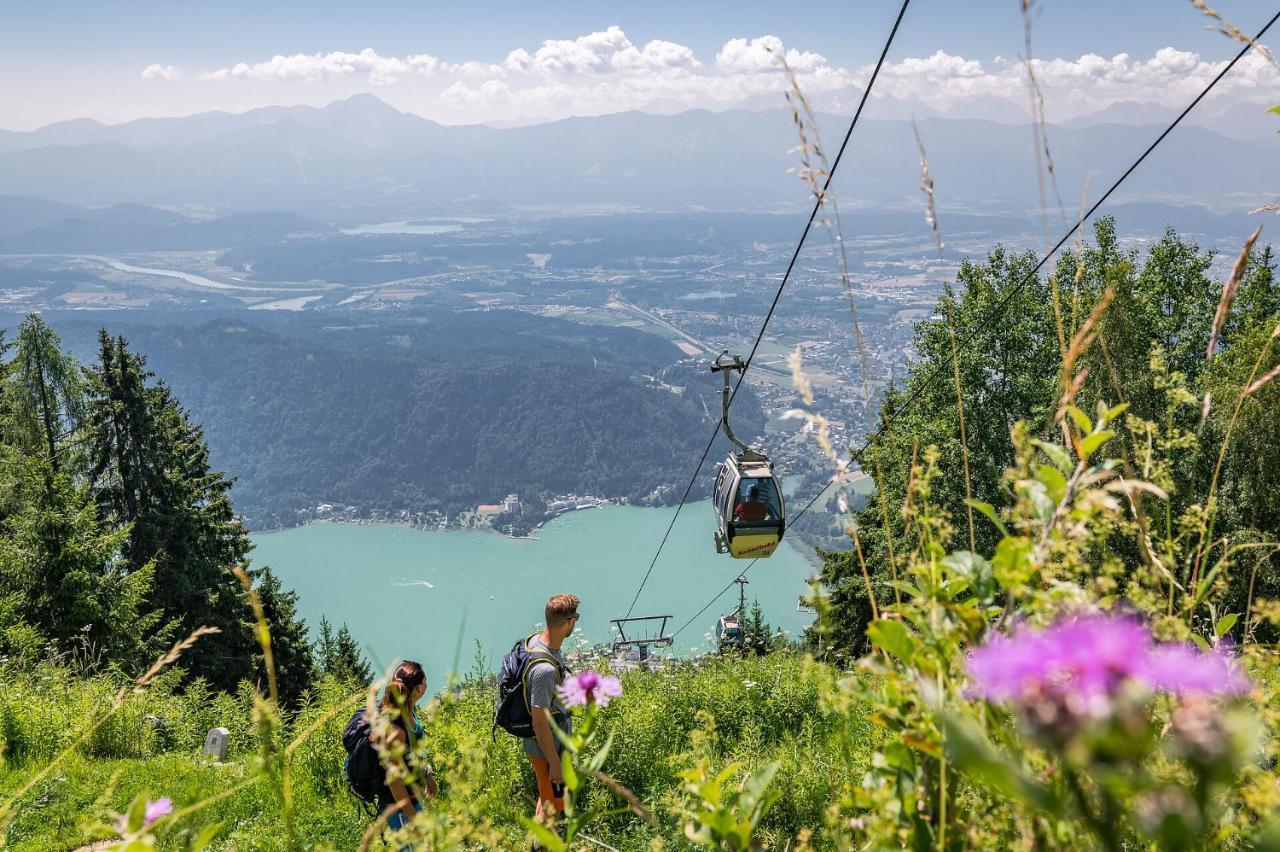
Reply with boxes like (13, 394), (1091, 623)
(0, 94), (1273, 222)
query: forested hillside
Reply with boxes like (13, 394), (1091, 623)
(822, 218), (1280, 653)
(33, 310), (761, 528)
(0, 318), (314, 696)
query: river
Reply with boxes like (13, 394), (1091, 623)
(249, 502), (818, 686)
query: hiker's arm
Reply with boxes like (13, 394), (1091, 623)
(423, 763), (438, 798)
(531, 707), (563, 784)
(387, 778), (416, 821)
(383, 727), (418, 821)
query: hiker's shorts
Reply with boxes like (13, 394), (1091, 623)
(526, 754), (565, 814)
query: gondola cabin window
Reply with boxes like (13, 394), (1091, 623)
(733, 477), (780, 523)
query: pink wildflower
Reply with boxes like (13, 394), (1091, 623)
(116, 797), (174, 835)
(144, 797), (173, 825)
(1139, 644), (1250, 696)
(967, 614), (1249, 703)
(557, 670), (623, 708)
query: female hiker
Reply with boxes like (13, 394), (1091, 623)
(376, 661), (437, 835)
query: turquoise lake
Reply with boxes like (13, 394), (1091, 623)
(249, 502), (818, 687)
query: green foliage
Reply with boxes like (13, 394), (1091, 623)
(818, 403), (1280, 850)
(795, 219), (1280, 850)
(825, 220), (1280, 655)
(0, 652), (863, 849)
(677, 712), (782, 850)
(740, 598), (779, 656)
(251, 569), (315, 709)
(84, 331), (270, 692)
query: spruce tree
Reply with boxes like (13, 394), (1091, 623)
(253, 567), (315, 707)
(743, 599), (771, 657)
(317, 615), (337, 671)
(317, 615), (373, 687)
(85, 333), (265, 691)
(331, 623), (373, 687)
(0, 318), (163, 669)
(9, 315), (85, 479)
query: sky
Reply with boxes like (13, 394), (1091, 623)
(3, 0), (1278, 130)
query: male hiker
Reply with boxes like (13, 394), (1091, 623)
(524, 593), (579, 820)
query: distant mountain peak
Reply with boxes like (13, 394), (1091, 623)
(323, 93), (403, 118)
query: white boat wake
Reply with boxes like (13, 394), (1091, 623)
(392, 578), (435, 589)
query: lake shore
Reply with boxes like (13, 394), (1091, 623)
(250, 501), (819, 682)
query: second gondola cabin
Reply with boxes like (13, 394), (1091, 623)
(712, 449), (785, 559)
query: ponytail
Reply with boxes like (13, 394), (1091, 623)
(382, 660), (426, 718)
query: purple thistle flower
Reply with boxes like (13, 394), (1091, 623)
(1139, 644), (1250, 696)
(967, 614), (1149, 701)
(967, 614), (1250, 703)
(557, 670), (623, 708)
(144, 797), (174, 825)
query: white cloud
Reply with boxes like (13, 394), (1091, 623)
(872, 47), (1279, 118)
(141, 63), (182, 81)
(199, 48), (441, 85)
(612, 39), (701, 72)
(446, 30), (847, 117)
(716, 36), (827, 74)
(440, 60), (506, 78)
(504, 26), (632, 75)
(499, 26), (700, 76)
(179, 32), (1279, 126)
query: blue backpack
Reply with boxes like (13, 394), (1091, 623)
(493, 634), (567, 739)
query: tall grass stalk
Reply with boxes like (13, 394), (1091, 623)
(1192, 319), (1280, 601)
(1191, 0), (1280, 70)
(850, 524), (879, 621)
(947, 311), (976, 552)
(1020, 0), (1067, 244)
(911, 118), (942, 254)
(775, 47), (902, 620)
(873, 430), (903, 613)
(233, 565), (278, 708)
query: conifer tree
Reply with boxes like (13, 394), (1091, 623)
(9, 315), (85, 479)
(0, 318), (163, 669)
(317, 616), (373, 688)
(83, 332), (317, 691)
(253, 567), (316, 707)
(742, 599), (772, 656)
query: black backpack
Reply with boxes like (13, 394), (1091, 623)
(343, 708), (384, 805)
(493, 634), (567, 739)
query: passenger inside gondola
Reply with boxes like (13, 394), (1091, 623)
(733, 480), (779, 523)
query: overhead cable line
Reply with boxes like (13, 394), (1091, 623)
(622, 0), (914, 620)
(669, 7), (1280, 644)
(851, 7), (1280, 461)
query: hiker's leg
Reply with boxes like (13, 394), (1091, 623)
(526, 754), (564, 818)
(386, 804), (420, 851)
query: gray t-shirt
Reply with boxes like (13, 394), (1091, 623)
(521, 636), (570, 759)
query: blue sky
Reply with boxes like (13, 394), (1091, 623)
(3, 0), (1277, 129)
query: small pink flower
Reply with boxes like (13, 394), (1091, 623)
(557, 670), (623, 708)
(144, 797), (173, 825)
(115, 797), (173, 836)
